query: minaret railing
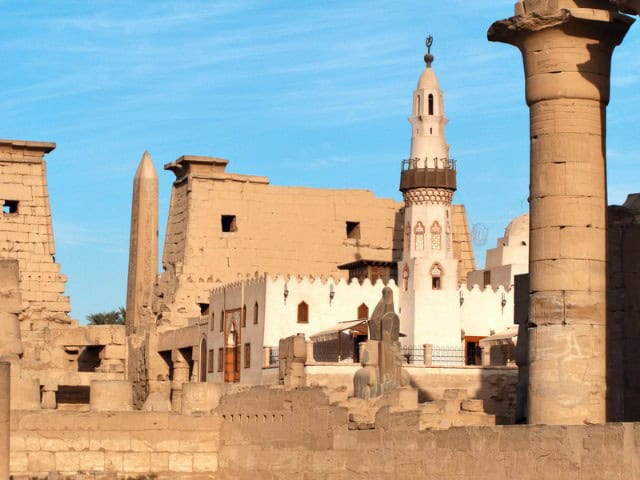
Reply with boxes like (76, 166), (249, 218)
(399, 157), (457, 192)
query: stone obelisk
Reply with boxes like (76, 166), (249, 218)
(489, 2), (633, 424)
(126, 151), (159, 335)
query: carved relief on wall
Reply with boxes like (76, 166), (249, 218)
(430, 221), (442, 250)
(414, 221), (425, 251)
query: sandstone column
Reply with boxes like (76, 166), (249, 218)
(489, 2), (633, 424)
(126, 151), (158, 335)
(0, 361), (10, 479)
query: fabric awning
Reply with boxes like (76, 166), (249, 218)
(478, 327), (519, 346)
(310, 320), (368, 343)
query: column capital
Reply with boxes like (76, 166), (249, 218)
(488, 9), (633, 105)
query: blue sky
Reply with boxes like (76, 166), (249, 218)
(1, 1), (638, 322)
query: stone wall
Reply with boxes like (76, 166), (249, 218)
(10, 410), (220, 478)
(10, 385), (640, 479)
(215, 387), (640, 480)
(0, 139), (70, 323)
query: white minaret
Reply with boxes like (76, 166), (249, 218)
(398, 37), (461, 352)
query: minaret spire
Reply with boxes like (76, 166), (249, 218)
(424, 35), (434, 68)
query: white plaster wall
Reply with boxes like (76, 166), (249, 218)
(410, 256), (461, 348)
(204, 275), (398, 385)
(459, 285), (514, 337)
(263, 276), (398, 347)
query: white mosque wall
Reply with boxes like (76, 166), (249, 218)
(204, 275), (398, 384)
(459, 285), (514, 338)
(262, 275), (398, 347)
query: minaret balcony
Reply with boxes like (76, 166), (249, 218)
(399, 158), (457, 192)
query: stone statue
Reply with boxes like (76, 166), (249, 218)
(353, 287), (407, 399)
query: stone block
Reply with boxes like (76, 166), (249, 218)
(54, 451), (80, 472)
(90, 381), (133, 412)
(461, 399), (484, 413)
(169, 453), (193, 472)
(27, 451), (55, 472)
(100, 344), (126, 359)
(79, 451), (105, 472)
(181, 383), (222, 414)
(122, 452), (151, 473)
(193, 452), (219, 472)
(9, 451), (28, 472)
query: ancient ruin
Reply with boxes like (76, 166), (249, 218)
(1, 1), (639, 478)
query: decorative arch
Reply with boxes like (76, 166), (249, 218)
(430, 221), (442, 250)
(428, 93), (434, 115)
(431, 262), (443, 290)
(253, 301), (259, 324)
(357, 303), (369, 320)
(414, 221), (425, 251)
(402, 265), (410, 292)
(297, 301), (309, 324)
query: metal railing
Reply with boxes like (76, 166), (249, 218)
(400, 345), (424, 365)
(269, 348), (279, 367)
(431, 345), (465, 366)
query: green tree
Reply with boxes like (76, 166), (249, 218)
(86, 306), (126, 325)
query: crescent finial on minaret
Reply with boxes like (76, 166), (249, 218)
(424, 35), (434, 68)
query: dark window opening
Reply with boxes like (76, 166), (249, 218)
(221, 215), (237, 233)
(2, 200), (18, 214)
(428, 94), (434, 115)
(199, 303), (210, 324)
(208, 349), (214, 373)
(346, 221), (361, 240)
(244, 343), (251, 369)
(357, 303), (369, 320)
(297, 301), (309, 324)
(253, 302), (259, 324)
(483, 270), (491, 286)
(432, 277), (441, 290)
(56, 386), (90, 405)
(219, 310), (224, 332)
(241, 305), (247, 328)
(78, 346), (104, 372)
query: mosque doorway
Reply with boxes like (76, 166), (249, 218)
(224, 310), (241, 382)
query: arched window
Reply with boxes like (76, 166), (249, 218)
(414, 221), (425, 251)
(357, 303), (369, 320)
(428, 94), (434, 115)
(402, 265), (410, 292)
(209, 311), (215, 331)
(241, 305), (247, 328)
(431, 221), (442, 250)
(405, 222), (411, 251)
(431, 263), (443, 290)
(219, 310), (224, 332)
(297, 301), (309, 324)
(253, 301), (259, 324)
(415, 94), (421, 115)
